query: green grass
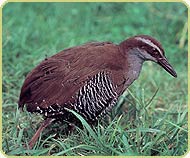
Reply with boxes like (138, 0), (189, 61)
(2, 2), (188, 156)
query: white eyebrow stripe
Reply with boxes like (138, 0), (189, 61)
(135, 37), (163, 55)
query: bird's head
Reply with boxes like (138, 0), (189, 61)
(120, 35), (177, 78)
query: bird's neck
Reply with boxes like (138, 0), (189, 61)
(124, 48), (145, 87)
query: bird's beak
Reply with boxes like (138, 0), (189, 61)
(158, 56), (177, 78)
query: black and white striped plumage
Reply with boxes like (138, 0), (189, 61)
(34, 71), (118, 122)
(74, 71), (118, 121)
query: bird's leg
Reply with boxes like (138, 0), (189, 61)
(27, 118), (54, 149)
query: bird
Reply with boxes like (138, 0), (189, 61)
(18, 35), (177, 149)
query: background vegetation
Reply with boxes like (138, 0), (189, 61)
(2, 2), (188, 156)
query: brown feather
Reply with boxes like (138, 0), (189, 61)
(18, 42), (128, 112)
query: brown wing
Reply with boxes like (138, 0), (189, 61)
(18, 42), (127, 112)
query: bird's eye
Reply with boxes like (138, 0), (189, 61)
(152, 48), (158, 54)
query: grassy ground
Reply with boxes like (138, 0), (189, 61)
(2, 2), (188, 156)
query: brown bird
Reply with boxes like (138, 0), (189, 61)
(18, 35), (177, 149)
